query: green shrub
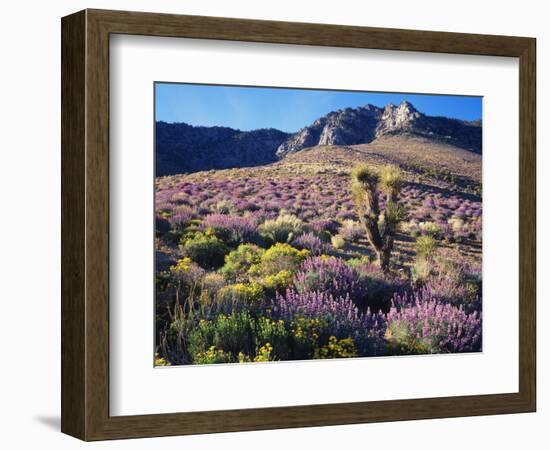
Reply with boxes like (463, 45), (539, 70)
(259, 213), (304, 244)
(181, 230), (229, 269)
(412, 236), (437, 282)
(415, 235), (437, 258)
(419, 221), (443, 238)
(345, 256), (371, 268)
(164, 257), (205, 316)
(411, 257), (433, 282)
(220, 244), (265, 282)
(162, 229), (185, 246)
(255, 317), (290, 360)
(186, 319), (217, 360)
(249, 243), (309, 277)
(384, 321), (433, 355)
(213, 312), (257, 356)
(200, 272), (227, 303)
(188, 312), (257, 361)
(159, 316), (198, 365)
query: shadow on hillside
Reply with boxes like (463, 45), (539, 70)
(405, 181), (481, 202)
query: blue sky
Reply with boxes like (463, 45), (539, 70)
(155, 83), (482, 133)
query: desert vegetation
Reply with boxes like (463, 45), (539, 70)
(154, 142), (482, 366)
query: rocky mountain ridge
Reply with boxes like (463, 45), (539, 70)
(276, 101), (482, 157)
(156, 101), (481, 176)
(156, 122), (289, 176)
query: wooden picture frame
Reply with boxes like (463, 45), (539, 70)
(61, 9), (536, 441)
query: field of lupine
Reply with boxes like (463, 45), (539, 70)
(155, 138), (482, 365)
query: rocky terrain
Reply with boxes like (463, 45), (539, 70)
(156, 101), (482, 176)
(276, 101), (482, 157)
(156, 122), (289, 176)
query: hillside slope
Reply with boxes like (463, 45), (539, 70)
(157, 141), (481, 272)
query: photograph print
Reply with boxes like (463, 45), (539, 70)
(154, 83), (483, 366)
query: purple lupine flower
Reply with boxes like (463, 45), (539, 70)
(272, 289), (387, 356)
(293, 257), (368, 306)
(388, 289), (482, 353)
(309, 218), (340, 235)
(292, 233), (330, 256)
(201, 214), (259, 246)
(168, 205), (195, 230)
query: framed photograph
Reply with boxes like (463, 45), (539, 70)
(61, 9), (536, 441)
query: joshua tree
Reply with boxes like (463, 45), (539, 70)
(351, 164), (406, 273)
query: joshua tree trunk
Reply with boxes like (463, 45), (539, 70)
(357, 215), (388, 273)
(366, 230), (392, 273)
(377, 246), (392, 273)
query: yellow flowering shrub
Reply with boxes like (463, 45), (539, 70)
(255, 317), (290, 360)
(261, 270), (293, 291)
(154, 353), (171, 366)
(169, 257), (193, 274)
(238, 352), (251, 363)
(249, 243), (309, 276)
(218, 282), (264, 304)
(254, 343), (274, 362)
(290, 316), (325, 359)
(313, 336), (358, 359)
(220, 244), (265, 281)
(193, 346), (234, 364)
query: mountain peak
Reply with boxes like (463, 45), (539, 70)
(399, 100), (416, 110)
(276, 101), (481, 157)
(378, 101), (422, 135)
(363, 103), (382, 111)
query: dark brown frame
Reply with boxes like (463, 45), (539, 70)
(61, 8), (536, 441)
